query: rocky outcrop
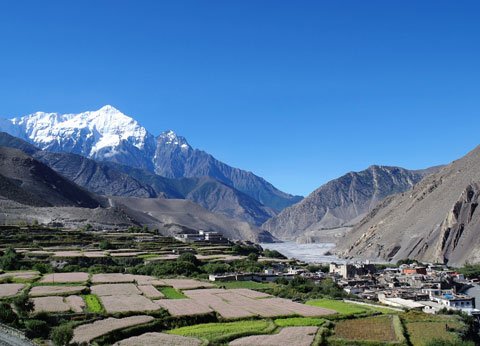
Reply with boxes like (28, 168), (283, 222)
(336, 145), (480, 266)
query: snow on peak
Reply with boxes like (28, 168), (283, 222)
(0, 105), (195, 167)
(98, 104), (119, 112)
(3, 106), (154, 158)
(158, 130), (191, 150)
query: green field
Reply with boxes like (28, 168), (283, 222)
(402, 312), (466, 346)
(332, 315), (399, 343)
(213, 280), (274, 290)
(306, 299), (368, 315)
(306, 299), (398, 316)
(159, 286), (187, 299)
(274, 317), (326, 327)
(84, 294), (103, 313)
(167, 319), (275, 342)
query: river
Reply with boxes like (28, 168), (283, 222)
(259, 241), (342, 264)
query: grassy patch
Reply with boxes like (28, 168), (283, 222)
(84, 294), (103, 313)
(159, 287), (187, 299)
(167, 319), (275, 342)
(11, 277), (39, 284)
(138, 254), (161, 259)
(402, 312), (465, 346)
(214, 280), (274, 290)
(306, 299), (368, 315)
(333, 315), (398, 343)
(274, 317), (325, 327)
(32, 282), (85, 287)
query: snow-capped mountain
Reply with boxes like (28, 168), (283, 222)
(0, 106), (302, 211)
(5, 105), (157, 171)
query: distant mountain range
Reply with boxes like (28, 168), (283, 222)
(336, 145), (480, 266)
(262, 165), (440, 241)
(0, 131), (275, 226)
(6, 105), (476, 258)
(0, 105), (301, 212)
(0, 144), (273, 242)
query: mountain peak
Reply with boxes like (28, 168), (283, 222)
(97, 105), (119, 112)
(158, 130), (191, 150)
(0, 106), (154, 163)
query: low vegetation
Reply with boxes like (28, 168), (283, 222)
(159, 286), (187, 299)
(402, 311), (466, 346)
(274, 317), (326, 327)
(333, 315), (398, 343)
(306, 299), (367, 315)
(167, 319), (275, 343)
(84, 294), (103, 313)
(214, 280), (274, 290)
(458, 263), (480, 279)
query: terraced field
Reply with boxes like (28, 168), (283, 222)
(333, 315), (399, 343)
(402, 312), (466, 346)
(274, 317), (326, 327)
(168, 320), (275, 343)
(230, 326), (318, 346)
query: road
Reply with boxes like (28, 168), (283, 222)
(0, 328), (35, 346)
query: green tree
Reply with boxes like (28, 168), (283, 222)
(203, 262), (231, 274)
(458, 263), (480, 279)
(51, 324), (73, 346)
(263, 249), (287, 259)
(232, 244), (260, 256)
(178, 252), (200, 266)
(0, 247), (20, 270)
(98, 240), (114, 250)
(33, 262), (53, 274)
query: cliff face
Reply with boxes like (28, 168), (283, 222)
(336, 146), (480, 266)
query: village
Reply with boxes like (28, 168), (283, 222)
(328, 262), (480, 316)
(210, 258), (480, 318)
(1, 225), (479, 345)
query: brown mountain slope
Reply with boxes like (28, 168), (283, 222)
(336, 145), (480, 266)
(110, 197), (275, 242)
(0, 146), (100, 208)
(262, 165), (436, 241)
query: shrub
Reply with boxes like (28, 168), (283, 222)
(263, 249), (287, 259)
(178, 252), (200, 266)
(0, 302), (18, 325)
(51, 324), (73, 346)
(202, 262), (231, 274)
(25, 319), (49, 338)
(99, 240), (115, 250)
(12, 292), (33, 318)
(232, 244), (261, 256)
(33, 262), (53, 274)
(0, 247), (21, 270)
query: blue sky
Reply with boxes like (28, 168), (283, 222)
(0, 1), (479, 196)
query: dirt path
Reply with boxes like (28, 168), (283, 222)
(0, 325), (36, 346)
